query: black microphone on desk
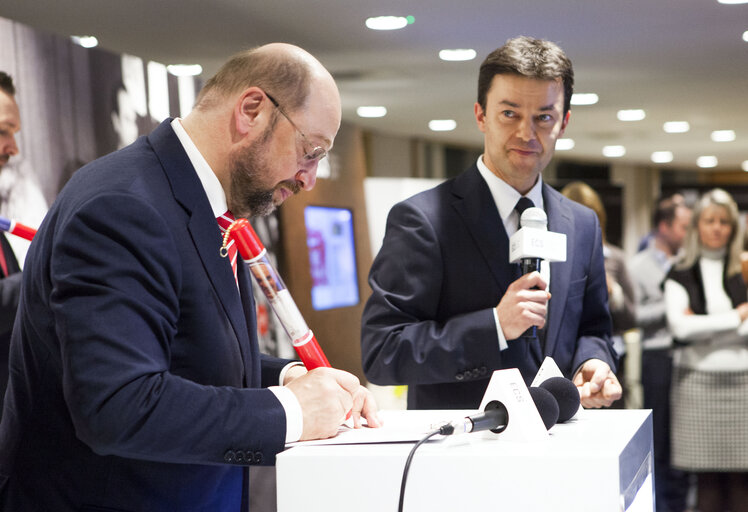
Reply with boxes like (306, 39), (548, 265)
(440, 387), (559, 435)
(508, 207), (567, 339)
(538, 376), (581, 423)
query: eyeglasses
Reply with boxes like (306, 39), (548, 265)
(265, 92), (328, 162)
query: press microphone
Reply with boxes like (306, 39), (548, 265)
(0, 215), (36, 241)
(538, 376), (580, 423)
(441, 386), (559, 435)
(508, 207), (567, 338)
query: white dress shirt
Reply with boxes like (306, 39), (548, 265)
(476, 155), (550, 351)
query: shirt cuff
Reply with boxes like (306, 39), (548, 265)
(268, 386), (304, 443)
(493, 308), (508, 351)
(278, 361), (305, 386)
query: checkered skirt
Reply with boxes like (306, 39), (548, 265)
(671, 366), (748, 471)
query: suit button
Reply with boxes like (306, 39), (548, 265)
(254, 451), (263, 464)
(224, 450), (236, 463)
(235, 450), (245, 462)
(455, 372), (464, 381)
(480, 366), (488, 376)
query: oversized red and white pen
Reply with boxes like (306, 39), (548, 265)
(221, 217), (331, 370)
(0, 215), (36, 241)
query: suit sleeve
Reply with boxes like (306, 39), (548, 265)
(51, 192), (286, 466)
(570, 213), (618, 373)
(361, 200), (502, 386)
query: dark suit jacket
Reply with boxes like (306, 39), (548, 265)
(361, 165), (616, 409)
(0, 120), (293, 511)
(0, 233), (21, 414)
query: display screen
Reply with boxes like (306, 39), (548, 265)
(304, 206), (360, 311)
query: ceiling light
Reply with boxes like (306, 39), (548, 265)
(428, 119), (456, 131)
(438, 49), (477, 62)
(166, 64), (203, 76)
(71, 35), (98, 48)
(697, 156), (718, 168)
(711, 129), (736, 142)
(555, 138), (575, 150)
(651, 151), (674, 164)
(742, 160), (748, 172)
(617, 109), (646, 121)
(365, 16), (413, 30)
(743, 30), (748, 42)
(663, 121), (690, 133)
(717, 0), (748, 4)
(570, 93), (599, 106)
(357, 106), (387, 118)
(603, 145), (626, 157)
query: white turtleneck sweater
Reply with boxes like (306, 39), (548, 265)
(664, 248), (748, 371)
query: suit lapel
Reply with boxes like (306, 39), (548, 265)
(147, 120), (252, 368)
(543, 185), (574, 356)
(451, 165), (515, 295)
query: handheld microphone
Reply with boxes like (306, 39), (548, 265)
(442, 386), (559, 435)
(0, 215), (36, 241)
(508, 208), (567, 339)
(538, 376), (580, 423)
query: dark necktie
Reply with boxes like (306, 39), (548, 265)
(216, 210), (238, 284)
(514, 196), (535, 229)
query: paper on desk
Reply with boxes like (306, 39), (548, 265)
(285, 409), (474, 447)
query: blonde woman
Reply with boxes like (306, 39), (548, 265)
(665, 188), (748, 512)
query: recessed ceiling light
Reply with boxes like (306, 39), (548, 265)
(663, 121), (690, 133)
(71, 35), (98, 48)
(743, 30), (748, 42)
(166, 64), (203, 76)
(570, 93), (599, 106)
(603, 145), (626, 157)
(742, 160), (748, 172)
(438, 49), (477, 62)
(428, 119), (457, 131)
(697, 156), (718, 168)
(357, 106), (387, 118)
(651, 151), (674, 164)
(365, 16), (413, 30)
(717, 0), (748, 4)
(617, 109), (646, 121)
(555, 138), (575, 150)
(711, 129), (736, 142)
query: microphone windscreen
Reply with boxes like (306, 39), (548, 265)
(528, 386), (559, 430)
(539, 377), (580, 423)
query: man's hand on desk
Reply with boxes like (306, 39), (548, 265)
(573, 359), (622, 408)
(285, 367), (382, 441)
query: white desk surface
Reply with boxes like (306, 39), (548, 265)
(277, 408), (653, 512)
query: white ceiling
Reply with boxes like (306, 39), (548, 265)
(1, 0), (747, 172)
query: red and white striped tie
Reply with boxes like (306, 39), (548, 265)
(216, 210), (238, 284)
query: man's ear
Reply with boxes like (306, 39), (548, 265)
(474, 102), (487, 133)
(560, 110), (571, 132)
(234, 87), (266, 136)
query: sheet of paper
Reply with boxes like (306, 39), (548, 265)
(285, 409), (475, 447)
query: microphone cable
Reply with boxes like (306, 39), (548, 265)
(397, 423), (454, 512)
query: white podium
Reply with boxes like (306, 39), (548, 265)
(276, 409), (654, 512)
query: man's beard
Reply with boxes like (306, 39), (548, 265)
(227, 127), (300, 218)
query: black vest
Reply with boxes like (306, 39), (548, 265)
(666, 258), (747, 316)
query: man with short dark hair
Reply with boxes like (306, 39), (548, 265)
(0, 71), (23, 415)
(630, 194), (692, 512)
(0, 44), (379, 510)
(362, 36), (621, 410)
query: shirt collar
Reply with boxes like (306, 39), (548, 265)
(476, 154), (544, 223)
(170, 118), (228, 218)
